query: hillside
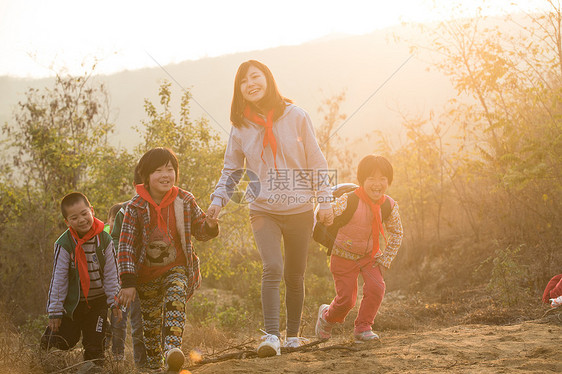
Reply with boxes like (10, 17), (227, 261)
(0, 24), (454, 150)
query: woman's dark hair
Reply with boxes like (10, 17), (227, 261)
(230, 60), (292, 128)
(357, 155), (394, 186)
(136, 147), (179, 186)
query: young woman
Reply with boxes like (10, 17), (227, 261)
(117, 147), (219, 371)
(207, 60), (333, 356)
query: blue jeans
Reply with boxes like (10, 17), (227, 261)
(111, 296), (146, 366)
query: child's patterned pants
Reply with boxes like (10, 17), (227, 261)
(137, 266), (188, 369)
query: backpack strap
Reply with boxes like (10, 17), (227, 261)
(333, 193), (359, 228)
(313, 192), (360, 256)
(381, 195), (395, 223)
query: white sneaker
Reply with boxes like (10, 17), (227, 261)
(283, 336), (310, 348)
(257, 331), (281, 357)
(354, 330), (380, 343)
(315, 304), (333, 339)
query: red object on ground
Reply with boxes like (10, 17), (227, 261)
(542, 274), (562, 303)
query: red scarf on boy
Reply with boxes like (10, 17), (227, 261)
(68, 217), (105, 303)
(135, 184), (179, 232)
(243, 105), (278, 171)
(354, 186), (387, 257)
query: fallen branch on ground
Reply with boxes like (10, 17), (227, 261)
(541, 306), (560, 318)
(187, 339), (374, 369)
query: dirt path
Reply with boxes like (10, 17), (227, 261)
(190, 318), (561, 373)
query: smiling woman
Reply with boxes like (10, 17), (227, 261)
(207, 59), (334, 356)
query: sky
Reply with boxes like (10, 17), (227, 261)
(0, 0), (548, 78)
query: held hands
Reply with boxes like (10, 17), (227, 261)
(48, 318), (62, 333)
(206, 204), (221, 228)
(112, 306), (123, 323)
(318, 206), (334, 226)
(118, 287), (136, 309)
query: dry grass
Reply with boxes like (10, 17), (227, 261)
(0, 288), (550, 373)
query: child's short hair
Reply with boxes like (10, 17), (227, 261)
(357, 155), (393, 186)
(61, 192), (91, 219)
(136, 147), (179, 186)
(107, 203), (123, 221)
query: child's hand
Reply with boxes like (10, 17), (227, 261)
(112, 307), (123, 323)
(318, 206), (334, 226)
(206, 204), (221, 228)
(118, 287), (137, 309)
(48, 318), (62, 333)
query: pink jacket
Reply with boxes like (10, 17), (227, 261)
(331, 194), (403, 269)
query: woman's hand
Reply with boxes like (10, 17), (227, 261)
(206, 204), (222, 228)
(118, 287), (136, 309)
(318, 206), (334, 226)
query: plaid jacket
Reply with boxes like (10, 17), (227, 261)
(117, 188), (218, 297)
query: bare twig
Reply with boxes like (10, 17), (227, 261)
(205, 338), (256, 358)
(541, 305), (561, 318)
(280, 339), (324, 353)
(189, 350), (258, 367)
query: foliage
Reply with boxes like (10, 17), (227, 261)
(481, 244), (529, 307)
(187, 291), (254, 330)
(379, 0), (562, 292)
(136, 81), (224, 201)
(2, 74), (115, 200)
(316, 90), (356, 182)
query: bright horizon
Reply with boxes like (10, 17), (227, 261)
(0, 0), (548, 78)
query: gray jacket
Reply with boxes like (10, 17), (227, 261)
(211, 103), (332, 214)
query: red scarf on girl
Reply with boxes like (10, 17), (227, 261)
(135, 184), (179, 232)
(68, 217), (105, 303)
(243, 105), (278, 171)
(354, 186), (387, 257)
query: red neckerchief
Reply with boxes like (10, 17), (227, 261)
(243, 105), (278, 171)
(135, 184), (179, 232)
(354, 187), (387, 257)
(68, 217), (105, 303)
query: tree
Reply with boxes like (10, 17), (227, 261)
(3, 74), (115, 201)
(137, 81), (224, 200)
(408, 0), (562, 285)
(0, 72), (134, 320)
(316, 90), (356, 182)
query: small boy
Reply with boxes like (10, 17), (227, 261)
(41, 192), (122, 364)
(315, 155), (403, 342)
(108, 202), (147, 366)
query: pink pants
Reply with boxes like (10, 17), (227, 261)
(324, 255), (385, 333)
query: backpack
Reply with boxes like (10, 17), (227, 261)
(313, 184), (394, 256)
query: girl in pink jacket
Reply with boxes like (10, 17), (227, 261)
(315, 155), (403, 342)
